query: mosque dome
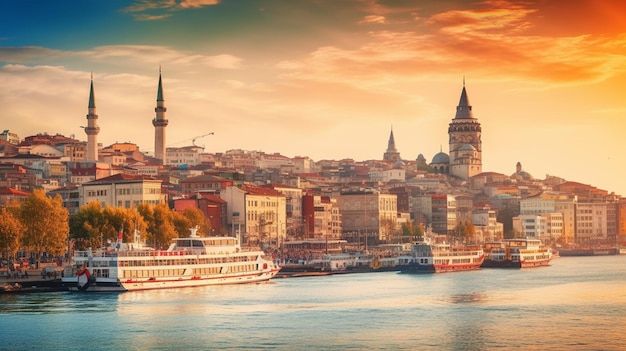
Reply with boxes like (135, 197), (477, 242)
(511, 162), (534, 181)
(459, 144), (477, 151)
(393, 160), (406, 168)
(431, 152), (450, 164)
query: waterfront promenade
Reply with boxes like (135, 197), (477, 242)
(1, 264), (66, 294)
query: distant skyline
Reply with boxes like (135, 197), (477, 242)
(1, 1), (625, 196)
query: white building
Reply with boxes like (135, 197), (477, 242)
(472, 208), (504, 242)
(220, 184), (286, 247)
(166, 145), (205, 167)
(79, 174), (165, 208)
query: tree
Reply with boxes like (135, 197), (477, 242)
(151, 204), (178, 249)
(0, 205), (24, 261)
(402, 221), (424, 243)
(182, 207), (210, 236)
(102, 206), (144, 244)
(20, 189), (68, 267)
(70, 201), (108, 250)
(172, 210), (193, 238)
(453, 221), (476, 243)
(70, 203), (148, 250)
(379, 218), (397, 243)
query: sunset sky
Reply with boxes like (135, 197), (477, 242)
(1, 0), (625, 195)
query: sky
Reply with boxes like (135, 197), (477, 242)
(1, 0), (625, 196)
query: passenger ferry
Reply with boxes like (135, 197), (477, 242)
(397, 241), (484, 273)
(62, 227), (280, 292)
(481, 238), (552, 268)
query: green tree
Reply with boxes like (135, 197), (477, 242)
(70, 201), (108, 250)
(102, 206), (144, 244)
(402, 221), (424, 243)
(0, 205), (24, 261)
(20, 189), (68, 267)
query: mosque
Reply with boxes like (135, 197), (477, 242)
(383, 82), (483, 180)
(83, 70), (169, 165)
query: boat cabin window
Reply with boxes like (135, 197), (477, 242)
(175, 239), (206, 248)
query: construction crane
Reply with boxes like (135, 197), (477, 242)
(167, 132), (215, 148)
(192, 132), (214, 147)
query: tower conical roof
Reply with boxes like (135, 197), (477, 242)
(454, 85), (474, 119)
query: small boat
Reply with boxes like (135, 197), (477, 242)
(481, 238), (552, 268)
(62, 226), (280, 292)
(397, 241), (484, 273)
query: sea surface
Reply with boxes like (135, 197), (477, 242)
(1, 255), (625, 351)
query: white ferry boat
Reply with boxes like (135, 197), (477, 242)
(481, 238), (552, 268)
(397, 241), (484, 273)
(62, 227), (280, 292)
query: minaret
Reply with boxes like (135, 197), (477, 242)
(152, 67), (168, 164)
(448, 80), (482, 179)
(85, 73), (100, 162)
(383, 126), (401, 162)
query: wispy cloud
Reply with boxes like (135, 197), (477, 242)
(172, 54), (243, 69)
(123, 0), (220, 20)
(134, 13), (173, 21)
(359, 15), (386, 24)
(179, 0), (220, 9)
(0, 46), (66, 63)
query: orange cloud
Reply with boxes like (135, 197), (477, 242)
(179, 0), (220, 9)
(274, 1), (626, 89)
(359, 15), (386, 24)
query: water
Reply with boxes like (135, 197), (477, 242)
(1, 256), (625, 351)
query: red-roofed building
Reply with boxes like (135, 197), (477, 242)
(180, 174), (233, 197)
(0, 187), (30, 206)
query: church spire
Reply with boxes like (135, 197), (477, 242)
(383, 126), (401, 162)
(387, 126), (397, 151)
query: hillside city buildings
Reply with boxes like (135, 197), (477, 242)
(1, 75), (625, 249)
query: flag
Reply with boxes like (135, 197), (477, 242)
(116, 227), (123, 249)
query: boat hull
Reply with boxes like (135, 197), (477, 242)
(398, 261), (482, 274)
(558, 248), (619, 256)
(481, 258), (551, 269)
(63, 269), (280, 292)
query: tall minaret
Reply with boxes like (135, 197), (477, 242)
(85, 73), (100, 162)
(383, 126), (401, 162)
(152, 67), (168, 164)
(448, 79), (482, 179)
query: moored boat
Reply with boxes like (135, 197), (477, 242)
(558, 247), (619, 256)
(397, 241), (484, 273)
(62, 227), (280, 292)
(481, 238), (552, 268)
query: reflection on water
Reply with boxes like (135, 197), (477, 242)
(1, 256), (625, 350)
(448, 292), (486, 304)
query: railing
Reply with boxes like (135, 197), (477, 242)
(73, 247), (259, 259)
